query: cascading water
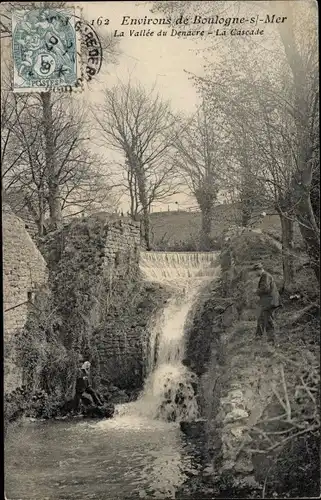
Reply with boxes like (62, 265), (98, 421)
(5, 252), (221, 500)
(122, 252), (220, 424)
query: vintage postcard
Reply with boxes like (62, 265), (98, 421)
(2, 1), (319, 499)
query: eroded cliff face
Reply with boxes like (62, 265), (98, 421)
(185, 228), (320, 497)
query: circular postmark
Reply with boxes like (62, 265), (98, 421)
(73, 16), (103, 89)
(50, 15), (104, 92)
(13, 8), (78, 89)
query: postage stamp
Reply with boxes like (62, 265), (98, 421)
(12, 8), (79, 92)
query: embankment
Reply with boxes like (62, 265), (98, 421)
(182, 228), (320, 498)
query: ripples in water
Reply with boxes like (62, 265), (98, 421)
(5, 411), (200, 499)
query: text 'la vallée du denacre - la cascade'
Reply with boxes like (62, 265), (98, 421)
(108, 14), (288, 38)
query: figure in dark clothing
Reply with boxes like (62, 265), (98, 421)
(254, 263), (280, 344)
(74, 361), (103, 411)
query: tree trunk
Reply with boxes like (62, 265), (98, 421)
(141, 203), (151, 250)
(128, 168), (139, 220)
(135, 164), (151, 250)
(275, 3), (319, 284)
(290, 141), (320, 284)
(277, 209), (295, 291)
(295, 188), (320, 284)
(41, 92), (62, 231)
(200, 205), (212, 251)
(239, 142), (255, 227)
(38, 187), (46, 237)
(311, 161), (320, 227)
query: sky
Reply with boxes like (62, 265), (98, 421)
(77, 0), (317, 212)
(79, 1), (207, 113)
(77, 1), (213, 211)
(2, 1), (317, 213)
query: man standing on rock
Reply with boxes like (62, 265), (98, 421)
(254, 263), (280, 344)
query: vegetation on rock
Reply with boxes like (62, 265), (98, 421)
(183, 227), (319, 498)
(6, 215), (167, 424)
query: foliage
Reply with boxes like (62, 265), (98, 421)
(13, 287), (78, 399)
(10, 219), (105, 401)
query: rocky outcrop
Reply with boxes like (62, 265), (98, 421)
(15, 214), (169, 398)
(184, 228), (319, 497)
(4, 212), (171, 429)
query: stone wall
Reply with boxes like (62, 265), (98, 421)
(95, 281), (168, 390)
(3, 209), (167, 400)
(2, 190), (39, 238)
(42, 213), (141, 277)
(39, 213), (163, 392)
(3, 204), (48, 391)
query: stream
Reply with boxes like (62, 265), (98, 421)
(5, 252), (219, 500)
(5, 413), (203, 500)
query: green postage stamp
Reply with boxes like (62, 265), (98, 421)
(12, 8), (78, 92)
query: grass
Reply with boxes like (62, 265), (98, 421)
(149, 204), (242, 248)
(149, 205), (303, 250)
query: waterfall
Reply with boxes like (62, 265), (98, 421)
(121, 251), (220, 423)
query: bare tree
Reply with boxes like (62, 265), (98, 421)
(2, 92), (117, 234)
(0, 60), (33, 183)
(93, 79), (180, 249)
(1, 1), (121, 231)
(153, 0), (319, 279)
(274, 1), (319, 283)
(172, 103), (226, 249)
(225, 121), (267, 228)
(186, 3), (318, 286)
(193, 60), (299, 288)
